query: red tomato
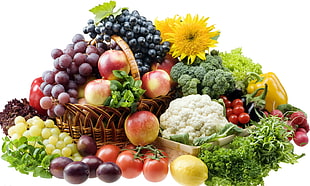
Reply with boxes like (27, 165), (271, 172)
(228, 114), (239, 124)
(238, 113), (250, 124)
(29, 77), (46, 115)
(143, 149), (169, 163)
(123, 143), (136, 150)
(226, 108), (233, 117)
(224, 100), (232, 108)
(233, 105), (245, 115)
(157, 150), (169, 163)
(231, 99), (243, 107)
(116, 150), (143, 179)
(220, 95), (228, 102)
(143, 158), (168, 182)
(96, 144), (120, 163)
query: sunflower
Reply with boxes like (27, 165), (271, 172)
(156, 14), (220, 64)
(154, 15), (181, 41)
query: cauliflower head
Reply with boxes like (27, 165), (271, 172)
(159, 94), (228, 144)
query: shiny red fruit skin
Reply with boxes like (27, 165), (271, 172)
(29, 77), (46, 115)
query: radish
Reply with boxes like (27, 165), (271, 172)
(299, 122), (309, 133)
(270, 109), (283, 118)
(287, 120), (298, 131)
(290, 111), (307, 126)
(296, 127), (307, 133)
(293, 131), (308, 147)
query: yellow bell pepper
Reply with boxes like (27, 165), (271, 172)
(246, 72), (288, 112)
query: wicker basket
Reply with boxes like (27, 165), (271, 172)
(56, 35), (176, 148)
(56, 92), (175, 148)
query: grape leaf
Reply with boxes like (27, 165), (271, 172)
(89, 0), (126, 24)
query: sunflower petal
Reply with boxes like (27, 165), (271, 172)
(155, 13), (220, 64)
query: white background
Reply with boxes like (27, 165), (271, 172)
(0, 0), (309, 185)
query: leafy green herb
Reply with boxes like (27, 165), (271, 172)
(249, 116), (304, 168)
(168, 123), (244, 146)
(198, 116), (304, 185)
(1, 136), (59, 178)
(219, 48), (263, 92)
(89, 0), (127, 24)
(169, 133), (190, 145)
(200, 137), (268, 186)
(104, 70), (145, 109)
(276, 103), (307, 117)
(194, 122), (244, 146)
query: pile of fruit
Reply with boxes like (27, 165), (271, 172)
(0, 1), (309, 186)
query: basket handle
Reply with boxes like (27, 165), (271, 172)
(111, 35), (140, 80)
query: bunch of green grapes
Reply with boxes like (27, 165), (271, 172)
(8, 116), (82, 161)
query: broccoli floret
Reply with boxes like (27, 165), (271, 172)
(170, 62), (189, 82)
(210, 49), (223, 63)
(187, 66), (207, 80)
(201, 69), (235, 99)
(177, 74), (201, 96)
(177, 74), (192, 85)
(199, 55), (223, 71)
(170, 51), (236, 98)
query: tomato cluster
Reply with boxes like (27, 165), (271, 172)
(221, 96), (250, 125)
(96, 144), (169, 183)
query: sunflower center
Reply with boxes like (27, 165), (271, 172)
(187, 32), (197, 41)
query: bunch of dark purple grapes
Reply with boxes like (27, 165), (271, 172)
(83, 9), (171, 75)
(39, 34), (106, 118)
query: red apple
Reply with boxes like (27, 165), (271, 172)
(151, 54), (178, 74)
(84, 79), (111, 105)
(142, 69), (171, 98)
(124, 111), (159, 146)
(98, 50), (130, 80)
(77, 76), (96, 98)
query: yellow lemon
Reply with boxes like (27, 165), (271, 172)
(170, 155), (208, 186)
